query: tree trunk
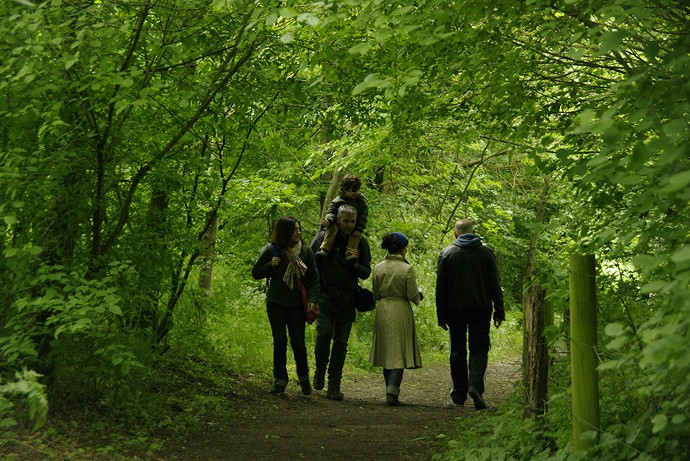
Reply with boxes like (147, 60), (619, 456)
(569, 254), (600, 451)
(136, 186), (169, 332)
(195, 215), (218, 316)
(523, 284), (548, 419)
(320, 150), (349, 221)
(198, 213), (219, 295)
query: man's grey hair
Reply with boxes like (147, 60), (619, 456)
(337, 204), (357, 218)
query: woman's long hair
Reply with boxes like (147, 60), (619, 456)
(270, 216), (302, 251)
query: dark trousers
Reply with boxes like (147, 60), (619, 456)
(267, 302), (309, 385)
(314, 309), (353, 385)
(448, 315), (491, 402)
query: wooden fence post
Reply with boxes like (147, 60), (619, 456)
(569, 254), (600, 450)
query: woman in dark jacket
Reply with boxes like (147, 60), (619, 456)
(252, 216), (320, 396)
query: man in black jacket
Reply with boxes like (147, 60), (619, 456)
(310, 204), (371, 400)
(436, 219), (505, 409)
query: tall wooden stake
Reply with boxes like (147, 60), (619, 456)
(569, 254), (600, 450)
(522, 179), (549, 419)
(523, 284), (548, 419)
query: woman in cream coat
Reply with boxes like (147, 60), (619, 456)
(369, 232), (422, 406)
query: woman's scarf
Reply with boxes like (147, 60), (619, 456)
(282, 242), (308, 290)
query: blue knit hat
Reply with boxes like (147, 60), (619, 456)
(382, 232), (409, 253)
(391, 232), (408, 248)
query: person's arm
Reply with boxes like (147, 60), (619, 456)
(310, 232), (324, 254)
(435, 251), (449, 329)
(487, 248), (505, 326)
(251, 244), (275, 280)
(354, 237), (372, 280)
(303, 246), (321, 305)
(372, 265), (380, 300)
(406, 264), (421, 306)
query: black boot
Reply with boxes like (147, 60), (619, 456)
(313, 368), (326, 391)
(299, 375), (312, 396)
(326, 381), (343, 401)
(386, 393), (400, 406)
(269, 383), (286, 395)
(468, 386), (487, 410)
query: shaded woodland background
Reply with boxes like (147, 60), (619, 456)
(1, 1), (688, 460)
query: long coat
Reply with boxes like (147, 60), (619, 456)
(369, 254), (423, 369)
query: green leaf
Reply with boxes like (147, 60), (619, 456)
(26, 246), (42, 256)
(671, 245), (690, 265)
(671, 414), (686, 425)
(64, 56), (78, 70)
(632, 254), (666, 272)
(651, 414), (667, 434)
(15, 65), (31, 80)
(279, 7), (299, 18)
(348, 42), (374, 55)
(352, 74), (388, 95)
(297, 13), (319, 27)
(640, 281), (668, 293)
(599, 30), (627, 54)
(604, 322), (624, 337)
(606, 336), (627, 350)
(4, 215), (17, 225)
(402, 69), (423, 85)
(598, 359), (621, 371)
(662, 170), (690, 193)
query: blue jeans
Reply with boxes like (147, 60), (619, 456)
(267, 302), (309, 385)
(448, 315), (491, 403)
(314, 309), (353, 385)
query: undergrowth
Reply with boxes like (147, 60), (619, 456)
(0, 257), (522, 460)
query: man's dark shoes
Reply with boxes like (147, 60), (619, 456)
(299, 377), (312, 396)
(468, 386), (487, 410)
(269, 384), (286, 396)
(326, 386), (344, 401)
(386, 393), (400, 406)
(313, 369), (325, 391)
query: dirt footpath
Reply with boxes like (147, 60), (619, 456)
(171, 360), (521, 461)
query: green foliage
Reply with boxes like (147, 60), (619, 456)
(0, 257), (152, 409)
(432, 391), (562, 461)
(0, 369), (48, 433)
(1, 0), (688, 459)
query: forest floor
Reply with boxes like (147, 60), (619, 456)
(167, 359), (521, 461)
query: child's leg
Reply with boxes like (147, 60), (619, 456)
(346, 230), (362, 258)
(320, 223), (337, 253)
